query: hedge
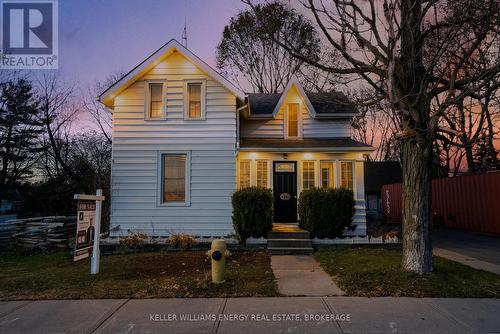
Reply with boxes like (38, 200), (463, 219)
(298, 187), (355, 238)
(232, 187), (273, 242)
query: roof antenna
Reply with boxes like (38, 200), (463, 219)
(182, 16), (188, 48)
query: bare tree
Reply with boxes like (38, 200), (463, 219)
(35, 73), (79, 181)
(81, 72), (124, 144)
(245, 0), (500, 274)
(217, 1), (320, 93)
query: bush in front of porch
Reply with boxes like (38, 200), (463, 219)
(232, 187), (273, 242)
(298, 187), (355, 238)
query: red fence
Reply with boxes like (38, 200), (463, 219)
(381, 171), (500, 235)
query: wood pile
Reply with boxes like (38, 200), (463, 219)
(0, 216), (77, 250)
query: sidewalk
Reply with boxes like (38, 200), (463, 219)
(0, 297), (498, 333)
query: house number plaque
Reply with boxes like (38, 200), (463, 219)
(280, 193), (291, 201)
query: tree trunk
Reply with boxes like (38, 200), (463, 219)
(401, 134), (433, 274)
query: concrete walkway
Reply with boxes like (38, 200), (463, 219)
(0, 297), (499, 333)
(271, 255), (344, 296)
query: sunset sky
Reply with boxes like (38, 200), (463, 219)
(57, 0), (246, 88)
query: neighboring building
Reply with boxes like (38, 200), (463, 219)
(99, 39), (374, 238)
(364, 161), (402, 214)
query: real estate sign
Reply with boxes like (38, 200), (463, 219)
(74, 199), (96, 261)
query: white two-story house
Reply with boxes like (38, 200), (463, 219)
(99, 39), (374, 238)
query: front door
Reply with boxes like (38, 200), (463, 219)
(273, 161), (297, 223)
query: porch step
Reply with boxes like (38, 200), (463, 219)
(267, 231), (310, 239)
(267, 238), (313, 248)
(268, 247), (314, 255)
(267, 224), (313, 255)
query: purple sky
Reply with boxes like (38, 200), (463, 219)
(58, 0), (246, 88)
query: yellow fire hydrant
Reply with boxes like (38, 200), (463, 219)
(206, 239), (230, 283)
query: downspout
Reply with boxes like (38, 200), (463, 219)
(236, 104), (248, 151)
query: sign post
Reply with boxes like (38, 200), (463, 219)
(91, 189), (103, 274)
(74, 189), (105, 275)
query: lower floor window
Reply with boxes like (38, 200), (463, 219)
(340, 161), (354, 191)
(320, 161), (335, 188)
(302, 161), (315, 190)
(163, 154), (187, 202)
(256, 160), (269, 188)
(239, 160), (251, 189)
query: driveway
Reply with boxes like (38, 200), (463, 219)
(433, 228), (500, 265)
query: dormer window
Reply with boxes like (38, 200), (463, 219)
(145, 81), (165, 119)
(184, 80), (206, 120)
(285, 103), (301, 138)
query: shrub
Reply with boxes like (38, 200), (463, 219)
(298, 187), (355, 238)
(232, 187), (273, 242)
(119, 232), (149, 248)
(166, 233), (198, 249)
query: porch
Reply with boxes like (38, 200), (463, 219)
(236, 144), (370, 235)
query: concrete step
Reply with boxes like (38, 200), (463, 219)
(267, 231), (310, 239)
(268, 247), (314, 255)
(267, 238), (313, 248)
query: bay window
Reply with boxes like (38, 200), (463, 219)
(340, 161), (354, 191)
(239, 160), (251, 189)
(302, 161), (315, 190)
(320, 161), (335, 188)
(256, 160), (269, 188)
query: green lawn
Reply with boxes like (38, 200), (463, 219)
(315, 247), (500, 297)
(0, 250), (279, 300)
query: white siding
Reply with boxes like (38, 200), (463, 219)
(110, 52), (236, 237)
(240, 87), (352, 139)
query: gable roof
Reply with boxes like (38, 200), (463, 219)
(99, 39), (245, 108)
(246, 79), (358, 118)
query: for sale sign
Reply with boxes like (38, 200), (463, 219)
(74, 199), (96, 261)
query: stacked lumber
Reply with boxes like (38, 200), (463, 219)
(0, 216), (77, 250)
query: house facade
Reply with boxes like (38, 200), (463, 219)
(99, 39), (373, 238)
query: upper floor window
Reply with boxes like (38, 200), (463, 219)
(340, 161), (354, 191)
(286, 103), (300, 138)
(184, 80), (206, 120)
(147, 82), (164, 119)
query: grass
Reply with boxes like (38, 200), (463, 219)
(315, 247), (500, 298)
(0, 250), (279, 300)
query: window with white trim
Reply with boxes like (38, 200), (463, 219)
(320, 161), (335, 188)
(302, 161), (315, 190)
(287, 103), (299, 138)
(256, 160), (269, 188)
(340, 161), (354, 191)
(239, 160), (251, 189)
(184, 80), (206, 120)
(147, 83), (164, 119)
(162, 154), (187, 203)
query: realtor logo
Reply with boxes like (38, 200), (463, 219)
(1, 0), (58, 69)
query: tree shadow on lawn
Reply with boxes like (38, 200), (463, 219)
(0, 250), (279, 300)
(315, 247), (500, 298)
